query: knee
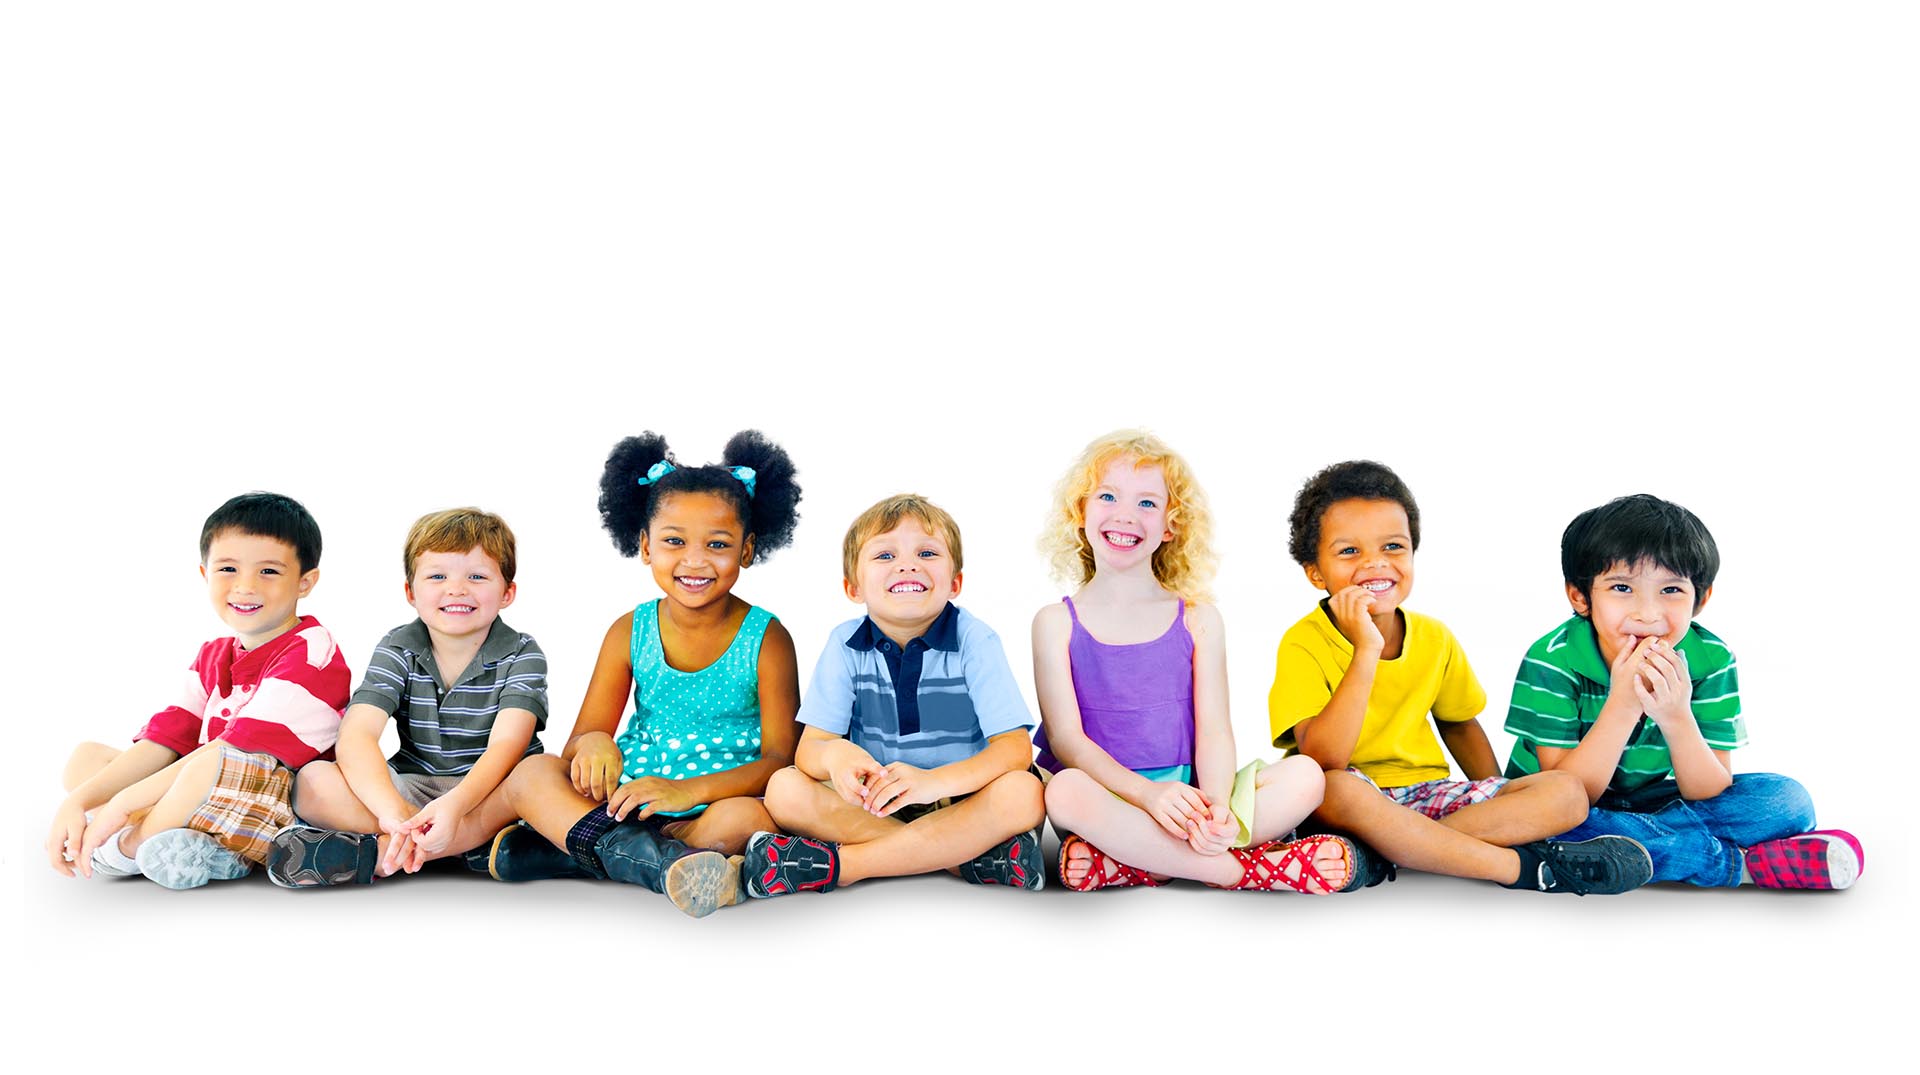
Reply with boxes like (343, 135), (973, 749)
(981, 769), (1045, 830)
(1042, 769), (1102, 829)
(1538, 769), (1591, 828)
(689, 797), (771, 850)
(762, 766), (814, 826)
(1263, 755), (1326, 801)
(504, 753), (566, 799)
(1734, 773), (1816, 831)
(290, 760), (345, 816)
(62, 741), (119, 792)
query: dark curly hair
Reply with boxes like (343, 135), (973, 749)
(1287, 460), (1420, 565)
(200, 492), (323, 573)
(597, 430), (801, 560)
(1562, 494), (1718, 611)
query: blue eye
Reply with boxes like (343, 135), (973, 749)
(1098, 493), (1116, 502)
(428, 573), (446, 581)
(469, 573), (488, 582)
(875, 551), (894, 561)
(1138, 499), (1157, 510)
(917, 549), (938, 559)
(1384, 542), (1404, 552)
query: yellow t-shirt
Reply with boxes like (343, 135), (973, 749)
(1267, 604), (1486, 787)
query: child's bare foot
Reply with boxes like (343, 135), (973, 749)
(1284, 836), (1351, 894)
(1058, 835), (1167, 891)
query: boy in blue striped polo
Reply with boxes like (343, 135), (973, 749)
(1504, 494), (1862, 889)
(268, 507), (549, 886)
(746, 494), (1046, 896)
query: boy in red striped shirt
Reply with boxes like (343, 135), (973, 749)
(46, 493), (351, 889)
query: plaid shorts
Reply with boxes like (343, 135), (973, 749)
(186, 746), (296, 864)
(1348, 767), (1508, 820)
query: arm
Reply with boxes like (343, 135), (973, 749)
(1634, 641), (1734, 800)
(1435, 718), (1499, 781)
(402, 707), (539, 852)
(48, 740), (180, 875)
(794, 724), (886, 808)
(561, 613), (635, 800)
(335, 702), (412, 830)
(866, 729), (1033, 815)
(1186, 604), (1239, 855)
(1290, 590), (1385, 771)
(1031, 603), (1205, 838)
(607, 619), (804, 820)
(73, 741), (224, 872)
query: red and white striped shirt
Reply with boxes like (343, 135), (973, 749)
(135, 615), (350, 769)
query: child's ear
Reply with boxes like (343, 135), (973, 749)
(843, 577), (862, 604)
(950, 571), (964, 599)
(1303, 562), (1325, 590)
(499, 581), (517, 610)
(639, 532), (651, 564)
(1565, 582), (1591, 617)
(298, 568), (320, 597)
(740, 534), (756, 568)
(1692, 585), (1712, 616)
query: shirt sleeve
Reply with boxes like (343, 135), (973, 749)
(495, 635), (551, 728)
(349, 634), (412, 717)
(796, 633), (856, 736)
(220, 624), (350, 769)
(133, 652), (214, 756)
(1690, 652), (1747, 751)
(960, 621), (1036, 737)
(1504, 649), (1584, 748)
(1430, 628), (1488, 723)
(1268, 633), (1333, 750)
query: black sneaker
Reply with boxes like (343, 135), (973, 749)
(1331, 835), (1397, 892)
(743, 831), (840, 898)
(1510, 835), (1653, 895)
(267, 827), (379, 888)
(958, 828), (1044, 890)
(485, 822), (591, 882)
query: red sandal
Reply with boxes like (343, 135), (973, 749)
(1213, 834), (1348, 895)
(1058, 834), (1167, 892)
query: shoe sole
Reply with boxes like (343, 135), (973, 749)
(267, 828), (378, 889)
(137, 830), (252, 891)
(486, 824), (519, 882)
(664, 851), (742, 918)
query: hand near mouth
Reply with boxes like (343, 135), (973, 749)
(1328, 585), (1386, 654)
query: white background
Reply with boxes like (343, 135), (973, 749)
(5, 4), (1912, 1072)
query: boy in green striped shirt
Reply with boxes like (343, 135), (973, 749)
(1504, 494), (1863, 889)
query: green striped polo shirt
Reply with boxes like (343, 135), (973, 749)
(1504, 615), (1745, 794)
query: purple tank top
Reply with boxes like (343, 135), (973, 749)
(1034, 596), (1196, 773)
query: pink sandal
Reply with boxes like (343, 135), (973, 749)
(1058, 834), (1167, 892)
(1213, 834), (1348, 895)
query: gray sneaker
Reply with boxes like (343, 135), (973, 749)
(1511, 835), (1653, 895)
(136, 829), (252, 890)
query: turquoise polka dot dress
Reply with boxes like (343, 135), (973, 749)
(616, 599), (773, 817)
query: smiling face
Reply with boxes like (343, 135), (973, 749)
(1082, 458), (1173, 574)
(1570, 559), (1711, 665)
(202, 530), (318, 649)
(1304, 498), (1414, 612)
(407, 545), (515, 643)
(641, 491), (753, 611)
(846, 518), (961, 641)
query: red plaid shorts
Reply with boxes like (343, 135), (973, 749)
(185, 746), (296, 864)
(1347, 767), (1509, 820)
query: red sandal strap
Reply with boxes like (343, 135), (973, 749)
(1224, 835), (1346, 893)
(1060, 835), (1166, 892)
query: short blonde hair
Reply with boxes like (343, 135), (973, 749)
(404, 507), (518, 584)
(842, 494), (964, 583)
(1040, 429), (1216, 602)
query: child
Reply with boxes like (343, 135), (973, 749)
(1504, 493), (1863, 889)
(266, 507), (549, 887)
(47, 492), (351, 889)
(486, 431), (804, 918)
(1271, 461), (1653, 895)
(746, 494), (1046, 897)
(1037, 430), (1344, 893)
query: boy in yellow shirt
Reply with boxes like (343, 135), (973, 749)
(1268, 461), (1651, 895)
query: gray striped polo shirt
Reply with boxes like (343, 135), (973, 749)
(352, 616), (549, 776)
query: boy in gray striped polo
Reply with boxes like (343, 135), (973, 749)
(1504, 494), (1862, 889)
(268, 508), (549, 887)
(746, 494), (1047, 896)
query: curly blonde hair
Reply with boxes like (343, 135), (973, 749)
(1040, 429), (1217, 602)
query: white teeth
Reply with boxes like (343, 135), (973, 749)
(890, 581), (927, 593)
(1105, 532), (1140, 547)
(1362, 580), (1393, 592)
(443, 605), (475, 613)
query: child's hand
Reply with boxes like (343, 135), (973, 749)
(379, 825), (426, 877)
(1604, 636), (1658, 712)
(1186, 800), (1236, 857)
(570, 733), (625, 801)
(607, 777), (697, 822)
(73, 798), (134, 880)
(828, 755), (885, 810)
(1633, 639), (1693, 730)
(1328, 586), (1385, 653)
(47, 799), (89, 877)
(1142, 781), (1210, 841)
(397, 796), (465, 860)
(866, 762), (939, 817)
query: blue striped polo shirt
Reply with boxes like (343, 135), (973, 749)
(798, 604), (1035, 768)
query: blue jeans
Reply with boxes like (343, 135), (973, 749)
(1565, 772), (1814, 887)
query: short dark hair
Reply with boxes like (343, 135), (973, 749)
(200, 492), (323, 573)
(1561, 494), (1718, 611)
(1287, 460), (1420, 565)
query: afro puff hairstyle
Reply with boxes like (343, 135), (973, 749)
(1287, 460), (1420, 566)
(597, 430), (801, 561)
